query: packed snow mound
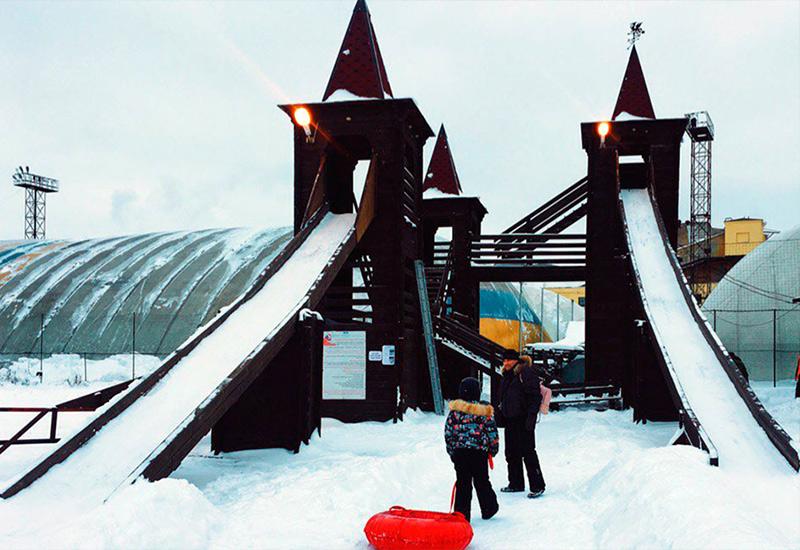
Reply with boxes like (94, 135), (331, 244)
(587, 446), (799, 549)
(4, 479), (221, 550)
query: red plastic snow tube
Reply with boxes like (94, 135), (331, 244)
(364, 506), (473, 550)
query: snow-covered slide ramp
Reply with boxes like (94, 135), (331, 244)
(1, 211), (357, 504)
(620, 188), (798, 473)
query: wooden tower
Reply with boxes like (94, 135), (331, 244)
(420, 125), (487, 397)
(583, 96), (685, 422)
(212, 0), (434, 453)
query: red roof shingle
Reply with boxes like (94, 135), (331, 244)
(322, 0), (393, 101)
(423, 125), (462, 196)
(612, 46), (655, 120)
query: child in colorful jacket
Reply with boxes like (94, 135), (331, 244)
(444, 377), (499, 522)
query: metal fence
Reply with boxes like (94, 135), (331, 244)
(0, 311), (196, 384)
(706, 308), (800, 385)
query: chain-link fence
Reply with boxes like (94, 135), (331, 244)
(0, 311), (203, 384)
(706, 308), (800, 385)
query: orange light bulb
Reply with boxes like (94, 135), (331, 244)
(294, 107), (311, 128)
(598, 121), (610, 137)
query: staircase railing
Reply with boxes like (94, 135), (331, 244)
(431, 242), (455, 316)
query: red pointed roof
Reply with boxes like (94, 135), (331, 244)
(322, 0), (393, 101)
(423, 125), (462, 196)
(612, 46), (655, 120)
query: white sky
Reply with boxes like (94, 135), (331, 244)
(1, 1), (798, 240)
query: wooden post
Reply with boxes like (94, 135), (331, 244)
(49, 410), (58, 441)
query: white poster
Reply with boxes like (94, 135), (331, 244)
(322, 330), (367, 400)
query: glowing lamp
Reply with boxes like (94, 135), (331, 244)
(597, 121), (610, 147)
(294, 107), (311, 127)
(294, 107), (313, 140)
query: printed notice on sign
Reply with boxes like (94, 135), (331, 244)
(322, 330), (366, 400)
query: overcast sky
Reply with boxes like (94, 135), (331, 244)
(1, 1), (798, 240)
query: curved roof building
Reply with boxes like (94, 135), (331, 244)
(0, 228), (291, 360)
(702, 225), (800, 380)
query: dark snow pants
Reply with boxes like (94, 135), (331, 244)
(451, 448), (498, 522)
(504, 417), (545, 492)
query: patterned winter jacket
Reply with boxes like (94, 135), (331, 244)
(444, 400), (500, 456)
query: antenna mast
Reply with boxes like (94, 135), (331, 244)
(12, 166), (60, 240)
(685, 112), (715, 301)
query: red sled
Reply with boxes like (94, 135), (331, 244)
(364, 506), (473, 550)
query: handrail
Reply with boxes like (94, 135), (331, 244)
(477, 233), (586, 240)
(502, 177), (588, 235)
(432, 243), (455, 316)
(0, 379), (134, 456)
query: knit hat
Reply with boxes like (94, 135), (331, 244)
(502, 348), (520, 361)
(458, 377), (481, 402)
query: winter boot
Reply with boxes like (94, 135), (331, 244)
(500, 486), (524, 493)
(481, 500), (499, 520)
(527, 489), (545, 499)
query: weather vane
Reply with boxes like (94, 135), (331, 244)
(627, 22), (644, 49)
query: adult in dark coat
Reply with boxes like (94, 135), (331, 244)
(497, 349), (546, 498)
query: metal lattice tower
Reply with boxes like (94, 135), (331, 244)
(12, 167), (60, 240)
(685, 112), (714, 299)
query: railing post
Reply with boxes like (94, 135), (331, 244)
(132, 313), (136, 380)
(84, 353), (88, 383)
(49, 409), (58, 441)
(556, 294), (560, 341)
(540, 286), (545, 342)
(517, 282), (524, 352)
(712, 309), (717, 331)
(39, 313), (44, 383)
(773, 309), (777, 388)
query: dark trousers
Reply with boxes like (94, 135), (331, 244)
(504, 417), (545, 492)
(451, 448), (498, 522)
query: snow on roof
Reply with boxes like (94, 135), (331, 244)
(423, 188), (479, 200)
(614, 111), (652, 121)
(423, 125), (463, 196)
(612, 46), (655, 121)
(322, 0), (393, 102)
(323, 89), (374, 102)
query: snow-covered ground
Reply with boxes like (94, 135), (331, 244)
(0, 370), (797, 549)
(0, 355), (161, 489)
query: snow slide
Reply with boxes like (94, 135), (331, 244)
(1, 212), (356, 505)
(620, 188), (798, 473)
